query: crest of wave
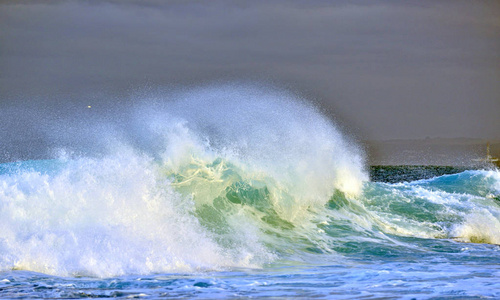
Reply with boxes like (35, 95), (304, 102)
(141, 84), (368, 221)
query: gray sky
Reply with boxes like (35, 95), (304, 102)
(1, 0), (499, 151)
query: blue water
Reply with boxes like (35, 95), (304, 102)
(2, 163), (499, 299)
(1, 85), (499, 298)
(1, 256), (499, 299)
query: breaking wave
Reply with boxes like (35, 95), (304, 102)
(1, 84), (498, 278)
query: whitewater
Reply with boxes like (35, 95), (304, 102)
(0, 84), (499, 299)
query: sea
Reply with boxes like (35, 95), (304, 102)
(1, 85), (499, 299)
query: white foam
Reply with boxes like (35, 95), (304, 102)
(0, 150), (271, 277)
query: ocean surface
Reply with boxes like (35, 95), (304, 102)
(1, 85), (499, 299)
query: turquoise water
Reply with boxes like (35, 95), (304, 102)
(1, 85), (499, 298)
(1, 160), (499, 299)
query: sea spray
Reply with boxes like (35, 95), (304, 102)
(153, 84), (367, 218)
(0, 84), (368, 277)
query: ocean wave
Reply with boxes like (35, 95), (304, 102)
(0, 84), (366, 277)
(1, 85), (499, 278)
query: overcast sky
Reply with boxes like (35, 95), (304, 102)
(1, 0), (499, 148)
